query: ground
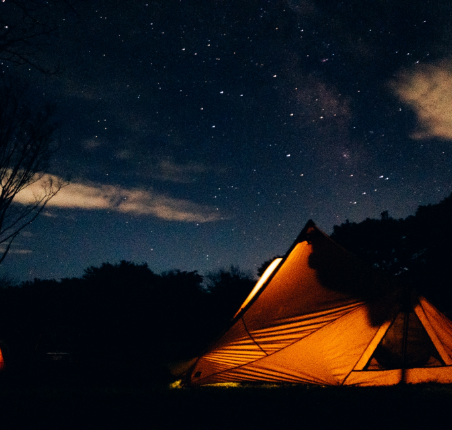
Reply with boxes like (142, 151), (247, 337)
(0, 372), (450, 429)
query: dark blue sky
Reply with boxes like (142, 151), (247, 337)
(1, 0), (451, 281)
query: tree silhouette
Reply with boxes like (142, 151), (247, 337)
(0, 0), (77, 73)
(331, 193), (452, 314)
(331, 213), (407, 274)
(156, 270), (208, 358)
(204, 265), (255, 329)
(0, 80), (63, 263)
(80, 261), (160, 354)
(0, 1), (71, 264)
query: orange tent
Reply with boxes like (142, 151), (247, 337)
(188, 220), (452, 386)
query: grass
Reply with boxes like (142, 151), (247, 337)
(0, 373), (451, 429)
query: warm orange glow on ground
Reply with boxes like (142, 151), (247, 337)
(233, 258), (283, 318)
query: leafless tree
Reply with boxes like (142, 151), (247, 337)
(0, 80), (64, 263)
(0, 1), (76, 263)
(0, 0), (78, 72)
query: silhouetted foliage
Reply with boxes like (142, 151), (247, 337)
(156, 269), (207, 358)
(204, 266), (255, 329)
(79, 261), (160, 358)
(0, 0), (78, 73)
(0, 261), (255, 384)
(331, 193), (452, 314)
(0, 274), (17, 289)
(1, 193), (452, 386)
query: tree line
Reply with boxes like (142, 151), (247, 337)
(0, 263), (255, 384)
(331, 192), (452, 312)
(0, 193), (450, 385)
(0, 3), (451, 384)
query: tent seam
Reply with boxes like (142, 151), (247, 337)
(342, 305), (399, 385)
(341, 325), (390, 385)
(241, 318), (268, 356)
(195, 305), (361, 383)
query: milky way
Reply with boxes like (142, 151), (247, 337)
(1, 0), (451, 281)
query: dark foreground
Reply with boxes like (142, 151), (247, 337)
(0, 370), (451, 429)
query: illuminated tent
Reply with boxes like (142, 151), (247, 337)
(188, 220), (452, 386)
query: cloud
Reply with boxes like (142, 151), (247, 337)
(0, 247), (32, 255)
(81, 138), (103, 150)
(114, 149), (133, 160)
(391, 61), (452, 140)
(14, 175), (223, 223)
(286, 0), (318, 16)
(153, 159), (208, 183)
(42, 211), (59, 218)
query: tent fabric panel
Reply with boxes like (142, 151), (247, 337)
(244, 241), (358, 332)
(190, 347), (267, 385)
(190, 302), (363, 384)
(346, 366), (452, 385)
(202, 340), (267, 365)
(202, 348), (265, 367)
(250, 302), (363, 354)
(189, 318), (267, 383)
(241, 360), (335, 385)
(208, 316), (253, 351)
(194, 365), (452, 386)
(405, 366), (452, 384)
(213, 364), (316, 384)
(416, 298), (452, 364)
(189, 361), (307, 386)
(190, 358), (234, 380)
(353, 318), (393, 370)
(190, 365), (308, 385)
(344, 370), (402, 386)
(246, 303), (380, 385)
(258, 301), (363, 327)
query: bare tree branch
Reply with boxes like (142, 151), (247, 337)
(0, 79), (63, 263)
(0, 0), (79, 73)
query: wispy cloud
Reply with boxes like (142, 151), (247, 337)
(110, 156), (210, 183)
(81, 138), (103, 150)
(152, 159), (208, 183)
(114, 149), (133, 160)
(391, 60), (452, 140)
(286, 0), (318, 16)
(0, 247), (32, 255)
(14, 175), (223, 223)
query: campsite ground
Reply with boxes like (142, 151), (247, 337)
(0, 371), (451, 429)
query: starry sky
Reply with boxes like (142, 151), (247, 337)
(1, 0), (452, 281)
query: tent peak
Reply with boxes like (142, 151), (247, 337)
(188, 219), (452, 387)
(286, 219), (325, 255)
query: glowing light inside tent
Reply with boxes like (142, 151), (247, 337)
(0, 348), (4, 370)
(233, 258), (283, 318)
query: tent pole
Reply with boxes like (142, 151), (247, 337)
(400, 286), (410, 384)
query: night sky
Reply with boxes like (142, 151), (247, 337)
(1, 0), (452, 282)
